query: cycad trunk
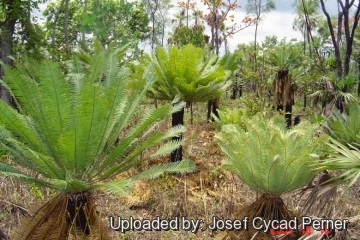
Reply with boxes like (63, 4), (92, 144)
(171, 106), (184, 162)
(14, 191), (111, 240)
(227, 194), (298, 239)
(207, 99), (220, 122)
(273, 70), (292, 127)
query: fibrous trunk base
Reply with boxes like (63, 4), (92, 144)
(218, 194), (298, 240)
(14, 191), (111, 240)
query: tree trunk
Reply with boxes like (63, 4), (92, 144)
(285, 103), (292, 128)
(358, 60), (360, 97)
(207, 99), (219, 122)
(81, 0), (88, 42)
(52, 0), (66, 45)
(0, 19), (16, 106)
(231, 86), (236, 99)
(171, 106), (184, 162)
(207, 100), (212, 122)
(212, 98), (219, 119)
(320, 0), (342, 77)
(186, 0), (189, 27)
(254, 21), (258, 70)
(303, 89), (307, 110)
(274, 70), (292, 126)
(64, 0), (70, 59)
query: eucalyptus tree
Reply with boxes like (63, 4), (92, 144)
(141, 0), (172, 48)
(246, 0), (275, 68)
(319, 0), (360, 78)
(0, 0), (45, 105)
(43, 0), (83, 61)
(43, 0), (150, 60)
(215, 115), (325, 238)
(293, 0), (321, 56)
(139, 44), (229, 162)
(353, 28), (360, 96)
(0, 45), (194, 239)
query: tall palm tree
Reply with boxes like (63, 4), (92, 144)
(0, 46), (195, 239)
(215, 115), (325, 237)
(268, 44), (302, 127)
(140, 44), (229, 162)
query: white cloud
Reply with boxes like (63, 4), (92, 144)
(226, 11), (303, 51)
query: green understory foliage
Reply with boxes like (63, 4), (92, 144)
(212, 107), (246, 131)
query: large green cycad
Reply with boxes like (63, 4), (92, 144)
(215, 116), (324, 233)
(268, 44), (302, 127)
(138, 44), (229, 162)
(216, 116), (322, 195)
(0, 46), (195, 239)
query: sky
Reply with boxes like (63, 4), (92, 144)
(35, 0), (339, 53)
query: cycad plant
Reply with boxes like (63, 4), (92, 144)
(318, 138), (360, 192)
(304, 104), (360, 215)
(268, 44), (302, 127)
(0, 47), (194, 239)
(310, 74), (357, 115)
(215, 116), (324, 233)
(140, 44), (229, 162)
(323, 104), (360, 147)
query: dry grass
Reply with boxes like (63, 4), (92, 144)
(0, 100), (360, 240)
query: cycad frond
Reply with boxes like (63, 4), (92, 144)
(132, 159), (196, 180)
(267, 45), (302, 71)
(319, 138), (360, 192)
(215, 116), (324, 195)
(142, 44), (229, 102)
(323, 104), (360, 146)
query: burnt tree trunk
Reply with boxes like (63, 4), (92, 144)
(231, 86), (236, 99)
(207, 100), (212, 122)
(273, 70), (292, 128)
(285, 103), (292, 128)
(171, 106), (184, 162)
(207, 99), (220, 122)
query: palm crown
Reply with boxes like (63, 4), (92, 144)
(144, 44), (229, 102)
(267, 44), (302, 71)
